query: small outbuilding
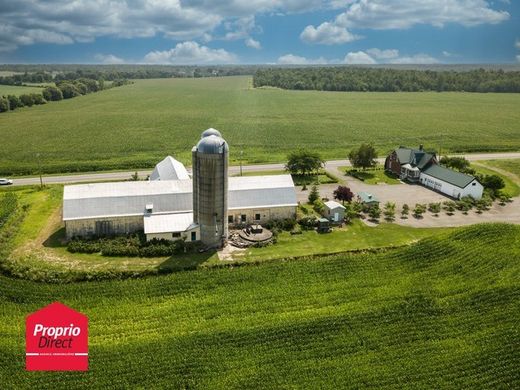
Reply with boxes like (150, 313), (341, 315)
(323, 200), (346, 222)
(357, 192), (379, 207)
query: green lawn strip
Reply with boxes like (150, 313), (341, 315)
(340, 166), (401, 184)
(472, 163), (520, 197)
(0, 223), (518, 388)
(238, 169), (337, 184)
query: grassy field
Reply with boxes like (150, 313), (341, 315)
(1, 76), (520, 175)
(237, 169), (337, 185)
(473, 162), (520, 197)
(483, 159), (520, 177)
(343, 167), (401, 184)
(0, 84), (44, 96)
(0, 223), (518, 388)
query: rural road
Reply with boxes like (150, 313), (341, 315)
(6, 152), (520, 187)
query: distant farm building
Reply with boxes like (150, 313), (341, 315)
(323, 200), (346, 222)
(385, 145), (483, 199)
(63, 129), (297, 248)
(357, 192), (380, 207)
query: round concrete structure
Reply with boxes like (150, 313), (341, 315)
(200, 128), (222, 139)
(192, 131), (228, 248)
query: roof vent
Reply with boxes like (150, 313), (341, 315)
(146, 204), (154, 213)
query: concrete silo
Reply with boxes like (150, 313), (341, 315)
(192, 130), (229, 248)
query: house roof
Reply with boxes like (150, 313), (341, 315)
(144, 212), (197, 234)
(358, 192), (379, 203)
(324, 200), (346, 210)
(149, 156), (190, 181)
(63, 175), (297, 221)
(421, 164), (477, 188)
(395, 147), (435, 170)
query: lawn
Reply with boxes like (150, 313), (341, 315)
(238, 169), (338, 185)
(343, 167), (401, 184)
(0, 223), (518, 388)
(1, 76), (520, 175)
(472, 162), (520, 197)
(0, 84), (44, 96)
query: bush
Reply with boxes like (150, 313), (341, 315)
(7, 95), (22, 110)
(58, 82), (81, 99)
(298, 216), (317, 230)
(42, 86), (63, 101)
(401, 204), (410, 219)
(0, 96), (9, 112)
(313, 199), (325, 214)
(413, 204), (427, 218)
(428, 202), (441, 216)
(31, 93), (46, 105)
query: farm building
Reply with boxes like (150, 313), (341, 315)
(385, 145), (483, 199)
(63, 129), (297, 248)
(322, 200), (346, 222)
(357, 192), (379, 207)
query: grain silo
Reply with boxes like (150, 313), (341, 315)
(192, 129), (229, 248)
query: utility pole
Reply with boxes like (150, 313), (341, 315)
(36, 153), (43, 189)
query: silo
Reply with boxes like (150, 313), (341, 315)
(192, 130), (228, 248)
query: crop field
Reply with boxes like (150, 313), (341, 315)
(473, 161), (520, 197)
(1, 76), (520, 175)
(0, 85), (44, 96)
(0, 223), (518, 388)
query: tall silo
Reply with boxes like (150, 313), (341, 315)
(192, 130), (229, 248)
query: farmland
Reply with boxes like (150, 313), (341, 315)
(0, 84), (44, 96)
(0, 223), (518, 388)
(1, 76), (520, 175)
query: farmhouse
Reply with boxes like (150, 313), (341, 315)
(63, 129), (297, 247)
(385, 145), (483, 199)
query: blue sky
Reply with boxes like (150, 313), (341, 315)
(1, 0), (519, 65)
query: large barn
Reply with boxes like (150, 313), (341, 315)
(63, 129), (298, 247)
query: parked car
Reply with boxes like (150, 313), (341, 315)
(0, 178), (13, 185)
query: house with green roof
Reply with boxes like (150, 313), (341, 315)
(385, 145), (483, 200)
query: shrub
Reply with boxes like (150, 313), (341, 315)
(401, 204), (410, 219)
(42, 86), (63, 101)
(298, 216), (317, 230)
(413, 204), (427, 218)
(31, 93), (46, 105)
(308, 185), (320, 204)
(0, 96), (9, 112)
(428, 202), (441, 216)
(7, 95), (22, 110)
(383, 202), (396, 222)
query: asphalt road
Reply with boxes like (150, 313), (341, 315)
(5, 152), (520, 187)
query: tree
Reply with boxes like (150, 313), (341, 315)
(308, 185), (320, 204)
(428, 202), (441, 216)
(413, 203), (426, 218)
(19, 94), (34, 107)
(440, 156), (471, 172)
(333, 186), (354, 204)
(401, 204), (409, 219)
(368, 205), (381, 222)
(443, 201), (456, 216)
(0, 96), (9, 112)
(42, 86), (63, 101)
(348, 144), (378, 170)
(481, 174), (505, 196)
(31, 94), (46, 105)
(383, 202), (396, 222)
(7, 95), (22, 110)
(343, 203), (358, 223)
(58, 82), (81, 99)
(286, 150), (324, 177)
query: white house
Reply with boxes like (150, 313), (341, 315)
(420, 164), (483, 200)
(323, 200), (346, 222)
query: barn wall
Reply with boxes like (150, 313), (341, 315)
(65, 215), (143, 239)
(460, 180), (484, 199)
(228, 206), (296, 225)
(420, 174), (482, 200)
(146, 226), (200, 242)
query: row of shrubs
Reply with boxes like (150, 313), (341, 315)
(68, 233), (201, 258)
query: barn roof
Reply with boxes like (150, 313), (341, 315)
(421, 164), (477, 188)
(63, 175), (297, 221)
(149, 156), (190, 181)
(144, 213), (197, 234)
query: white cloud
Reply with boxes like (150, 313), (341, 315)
(366, 48), (399, 59)
(517, 55), (520, 63)
(94, 54), (126, 64)
(300, 22), (359, 45)
(388, 54), (439, 64)
(442, 51), (453, 57)
(302, 0), (509, 45)
(245, 38), (262, 49)
(143, 41), (237, 64)
(343, 51), (376, 64)
(277, 54), (329, 64)
(515, 39), (520, 50)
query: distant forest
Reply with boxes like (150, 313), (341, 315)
(253, 67), (520, 93)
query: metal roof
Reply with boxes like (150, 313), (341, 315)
(195, 135), (229, 154)
(421, 164), (476, 188)
(144, 213), (197, 234)
(149, 156), (190, 181)
(324, 200), (346, 210)
(201, 128), (222, 138)
(395, 147), (435, 169)
(358, 192), (379, 203)
(63, 175), (297, 221)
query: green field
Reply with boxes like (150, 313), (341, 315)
(0, 223), (518, 388)
(0, 84), (44, 96)
(1, 76), (520, 175)
(473, 161), (520, 197)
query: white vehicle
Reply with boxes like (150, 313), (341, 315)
(0, 178), (13, 185)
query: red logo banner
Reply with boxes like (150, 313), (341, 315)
(26, 302), (88, 371)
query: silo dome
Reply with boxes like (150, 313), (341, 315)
(200, 128), (222, 139)
(195, 134), (229, 154)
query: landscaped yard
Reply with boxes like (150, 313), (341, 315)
(238, 169), (338, 185)
(342, 167), (401, 185)
(472, 162), (520, 197)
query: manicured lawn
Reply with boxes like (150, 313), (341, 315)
(472, 163), (520, 197)
(0, 223), (518, 388)
(342, 167), (401, 184)
(239, 169), (337, 185)
(1, 76), (520, 175)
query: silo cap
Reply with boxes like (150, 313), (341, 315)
(201, 128), (222, 138)
(196, 135), (229, 154)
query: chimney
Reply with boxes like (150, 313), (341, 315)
(419, 144), (424, 151)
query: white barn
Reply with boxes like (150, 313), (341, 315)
(420, 164), (483, 200)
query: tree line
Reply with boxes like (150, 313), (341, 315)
(253, 67), (520, 93)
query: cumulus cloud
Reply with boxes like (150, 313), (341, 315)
(366, 48), (399, 59)
(388, 54), (439, 64)
(245, 38), (262, 49)
(300, 22), (360, 44)
(143, 41), (237, 64)
(277, 54), (329, 64)
(302, 0), (509, 45)
(343, 51), (376, 64)
(94, 54), (126, 64)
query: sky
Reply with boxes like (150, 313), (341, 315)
(0, 0), (519, 65)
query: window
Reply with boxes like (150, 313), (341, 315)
(172, 232), (181, 238)
(241, 214), (246, 222)
(191, 232), (197, 241)
(254, 213), (261, 221)
(228, 215), (234, 223)
(472, 182), (476, 186)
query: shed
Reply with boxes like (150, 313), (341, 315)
(323, 200), (346, 222)
(357, 192), (379, 207)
